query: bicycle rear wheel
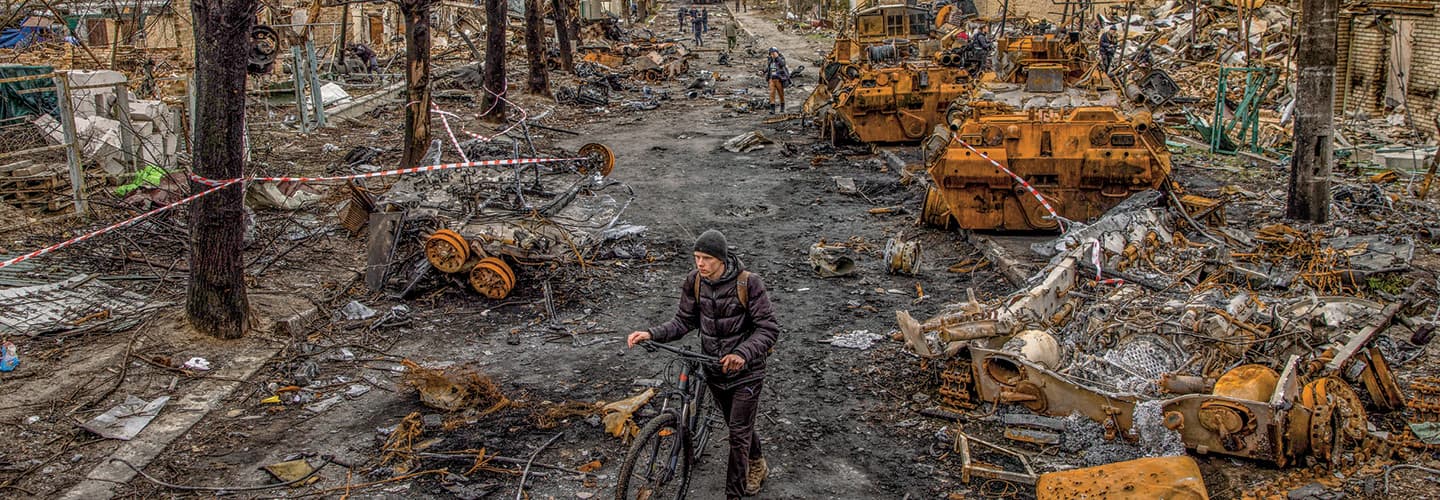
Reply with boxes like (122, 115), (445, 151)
(615, 410), (691, 500)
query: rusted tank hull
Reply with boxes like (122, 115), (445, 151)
(826, 65), (971, 144)
(925, 106), (1171, 231)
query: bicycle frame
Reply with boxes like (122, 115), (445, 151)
(656, 350), (714, 464)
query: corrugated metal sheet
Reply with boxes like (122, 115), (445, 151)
(0, 274), (169, 336)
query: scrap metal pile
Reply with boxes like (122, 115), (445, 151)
(553, 23), (701, 108)
(897, 189), (1433, 487)
(359, 142), (642, 299)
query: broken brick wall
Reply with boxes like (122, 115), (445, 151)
(973, 0), (1060, 19)
(1337, 0), (1440, 139)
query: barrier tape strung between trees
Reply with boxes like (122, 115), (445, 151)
(0, 179), (242, 270)
(0, 155), (583, 271)
(188, 156), (581, 186)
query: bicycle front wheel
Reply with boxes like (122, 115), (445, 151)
(615, 410), (691, 500)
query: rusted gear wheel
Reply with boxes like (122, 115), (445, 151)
(470, 257), (516, 299)
(425, 229), (470, 273)
(577, 143), (615, 177)
(1301, 377), (1367, 463)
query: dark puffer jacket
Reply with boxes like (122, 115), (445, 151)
(648, 257), (780, 389)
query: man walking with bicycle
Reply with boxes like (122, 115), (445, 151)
(628, 229), (779, 499)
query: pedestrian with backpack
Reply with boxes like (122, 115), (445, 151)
(627, 229), (779, 500)
(763, 47), (790, 113)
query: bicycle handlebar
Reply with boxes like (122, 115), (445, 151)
(640, 340), (720, 364)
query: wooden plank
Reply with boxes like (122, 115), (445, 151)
(0, 160), (34, 174)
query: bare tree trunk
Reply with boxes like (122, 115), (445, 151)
(1287, 0), (1337, 222)
(552, 0), (574, 73)
(187, 0), (253, 339)
(482, 0), (508, 122)
(524, 0), (551, 95)
(400, 0), (433, 167)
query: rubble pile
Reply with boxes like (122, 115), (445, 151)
(1065, 0), (1433, 160)
(900, 183), (1438, 487)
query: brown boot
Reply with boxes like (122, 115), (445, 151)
(744, 457), (768, 496)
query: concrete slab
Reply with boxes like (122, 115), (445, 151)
(59, 345), (279, 500)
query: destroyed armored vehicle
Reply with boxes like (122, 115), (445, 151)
(807, 1), (976, 144)
(920, 34), (1172, 231)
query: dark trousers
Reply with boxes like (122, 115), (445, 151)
(709, 379), (762, 499)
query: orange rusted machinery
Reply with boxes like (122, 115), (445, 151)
(919, 35), (1171, 231)
(807, 1), (977, 144)
(824, 64), (973, 143)
(964, 347), (1372, 467)
(1036, 456), (1209, 500)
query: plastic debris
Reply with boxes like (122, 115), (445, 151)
(81, 395), (170, 440)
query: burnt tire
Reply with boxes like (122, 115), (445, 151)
(615, 410), (691, 500)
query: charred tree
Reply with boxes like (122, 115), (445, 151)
(482, 0), (508, 122)
(187, 0), (254, 339)
(524, 0), (551, 95)
(551, 0), (575, 73)
(399, 0), (434, 167)
(1286, 0), (1337, 222)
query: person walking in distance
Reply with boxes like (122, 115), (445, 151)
(763, 47), (790, 114)
(628, 229), (778, 500)
(724, 20), (739, 51)
(692, 9), (705, 46)
(678, 6), (687, 33)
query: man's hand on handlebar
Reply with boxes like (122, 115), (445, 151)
(720, 354), (745, 374)
(627, 331), (652, 348)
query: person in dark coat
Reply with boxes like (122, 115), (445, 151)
(701, 8), (710, 32)
(678, 7), (687, 33)
(692, 11), (705, 46)
(1100, 27), (1118, 72)
(628, 229), (779, 500)
(349, 43), (379, 74)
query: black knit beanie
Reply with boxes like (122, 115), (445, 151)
(693, 229), (728, 260)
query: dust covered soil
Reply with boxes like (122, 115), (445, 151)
(5, 2), (1440, 500)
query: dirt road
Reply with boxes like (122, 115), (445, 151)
(8, 3), (1010, 500)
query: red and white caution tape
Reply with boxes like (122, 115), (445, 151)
(189, 156), (580, 186)
(7, 154), (583, 271)
(0, 178), (242, 270)
(950, 137), (1069, 232)
(1090, 240), (1124, 286)
(434, 104), (470, 163)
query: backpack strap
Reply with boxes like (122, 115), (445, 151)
(737, 271), (751, 309)
(694, 270), (753, 312)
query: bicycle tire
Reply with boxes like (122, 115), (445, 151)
(688, 390), (717, 465)
(615, 410), (691, 500)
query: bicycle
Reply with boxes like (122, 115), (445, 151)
(615, 341), (724, 500)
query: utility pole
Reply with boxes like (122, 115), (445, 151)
(188, 0), (255, 339)
(1287, 0), (1337, 222)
